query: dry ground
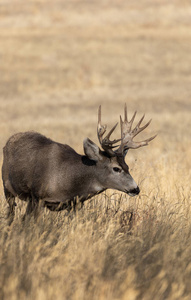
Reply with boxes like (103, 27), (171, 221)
(0, 0), (191, 299)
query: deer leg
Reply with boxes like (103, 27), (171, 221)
(25, 198), (33, 215)
(23, 195), (39, 220)
(33, 199), (45, 220)
(4, 188), (16, 225)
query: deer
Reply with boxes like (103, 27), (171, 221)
(2, 105), (156, 224)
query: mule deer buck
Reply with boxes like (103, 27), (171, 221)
(2, 105), (156, 223)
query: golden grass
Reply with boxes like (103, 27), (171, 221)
(0, 0), (191, 299)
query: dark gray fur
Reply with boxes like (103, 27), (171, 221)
(2, 131), (139, 223)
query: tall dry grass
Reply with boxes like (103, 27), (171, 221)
(0, 169), (191, 300)
(0, 0), (191, 299)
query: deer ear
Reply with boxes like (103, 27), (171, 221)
(83, 138), (103, 161)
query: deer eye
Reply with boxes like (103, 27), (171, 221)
(113, 167), (122, 173)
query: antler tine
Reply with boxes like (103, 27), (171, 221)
(98, 105), (101, 124)
(145, 134), (157, 143)
(131, 117), (152, 138)
(129, 111), (137, 129)
(136, 114), (145, 127)
(124, 103), (137, 127)
(97, 105), (120, 156)
(105, 122), (118, 140)
(120, 106), (137, 138)
(97, 105), (107, 144)
(124, 103), (127, 122)
(123, 134), (157, 150)
(124, 103), (137, 126)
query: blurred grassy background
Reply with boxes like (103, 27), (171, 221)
(0, 0), (191, 148)
(0, 1), (191, 299)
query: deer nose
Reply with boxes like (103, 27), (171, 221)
(129, 186), (140, 195)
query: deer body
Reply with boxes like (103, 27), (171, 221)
(2, 105), (156, 223)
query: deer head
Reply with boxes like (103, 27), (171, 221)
(83, 105), (156, 196)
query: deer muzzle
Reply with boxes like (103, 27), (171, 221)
(127, 186), (140, 197)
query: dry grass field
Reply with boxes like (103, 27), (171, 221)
(0, 0), (191, 299)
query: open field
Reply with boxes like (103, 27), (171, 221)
(0, 0), (191, 299)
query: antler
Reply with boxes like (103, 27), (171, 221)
(97, 105), (121, 156)
(97, 105), (156, 157)
(116, 104), (157, 156)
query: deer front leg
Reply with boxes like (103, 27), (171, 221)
(4, 188), (16, 225)
(23, 196), (44, 221)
